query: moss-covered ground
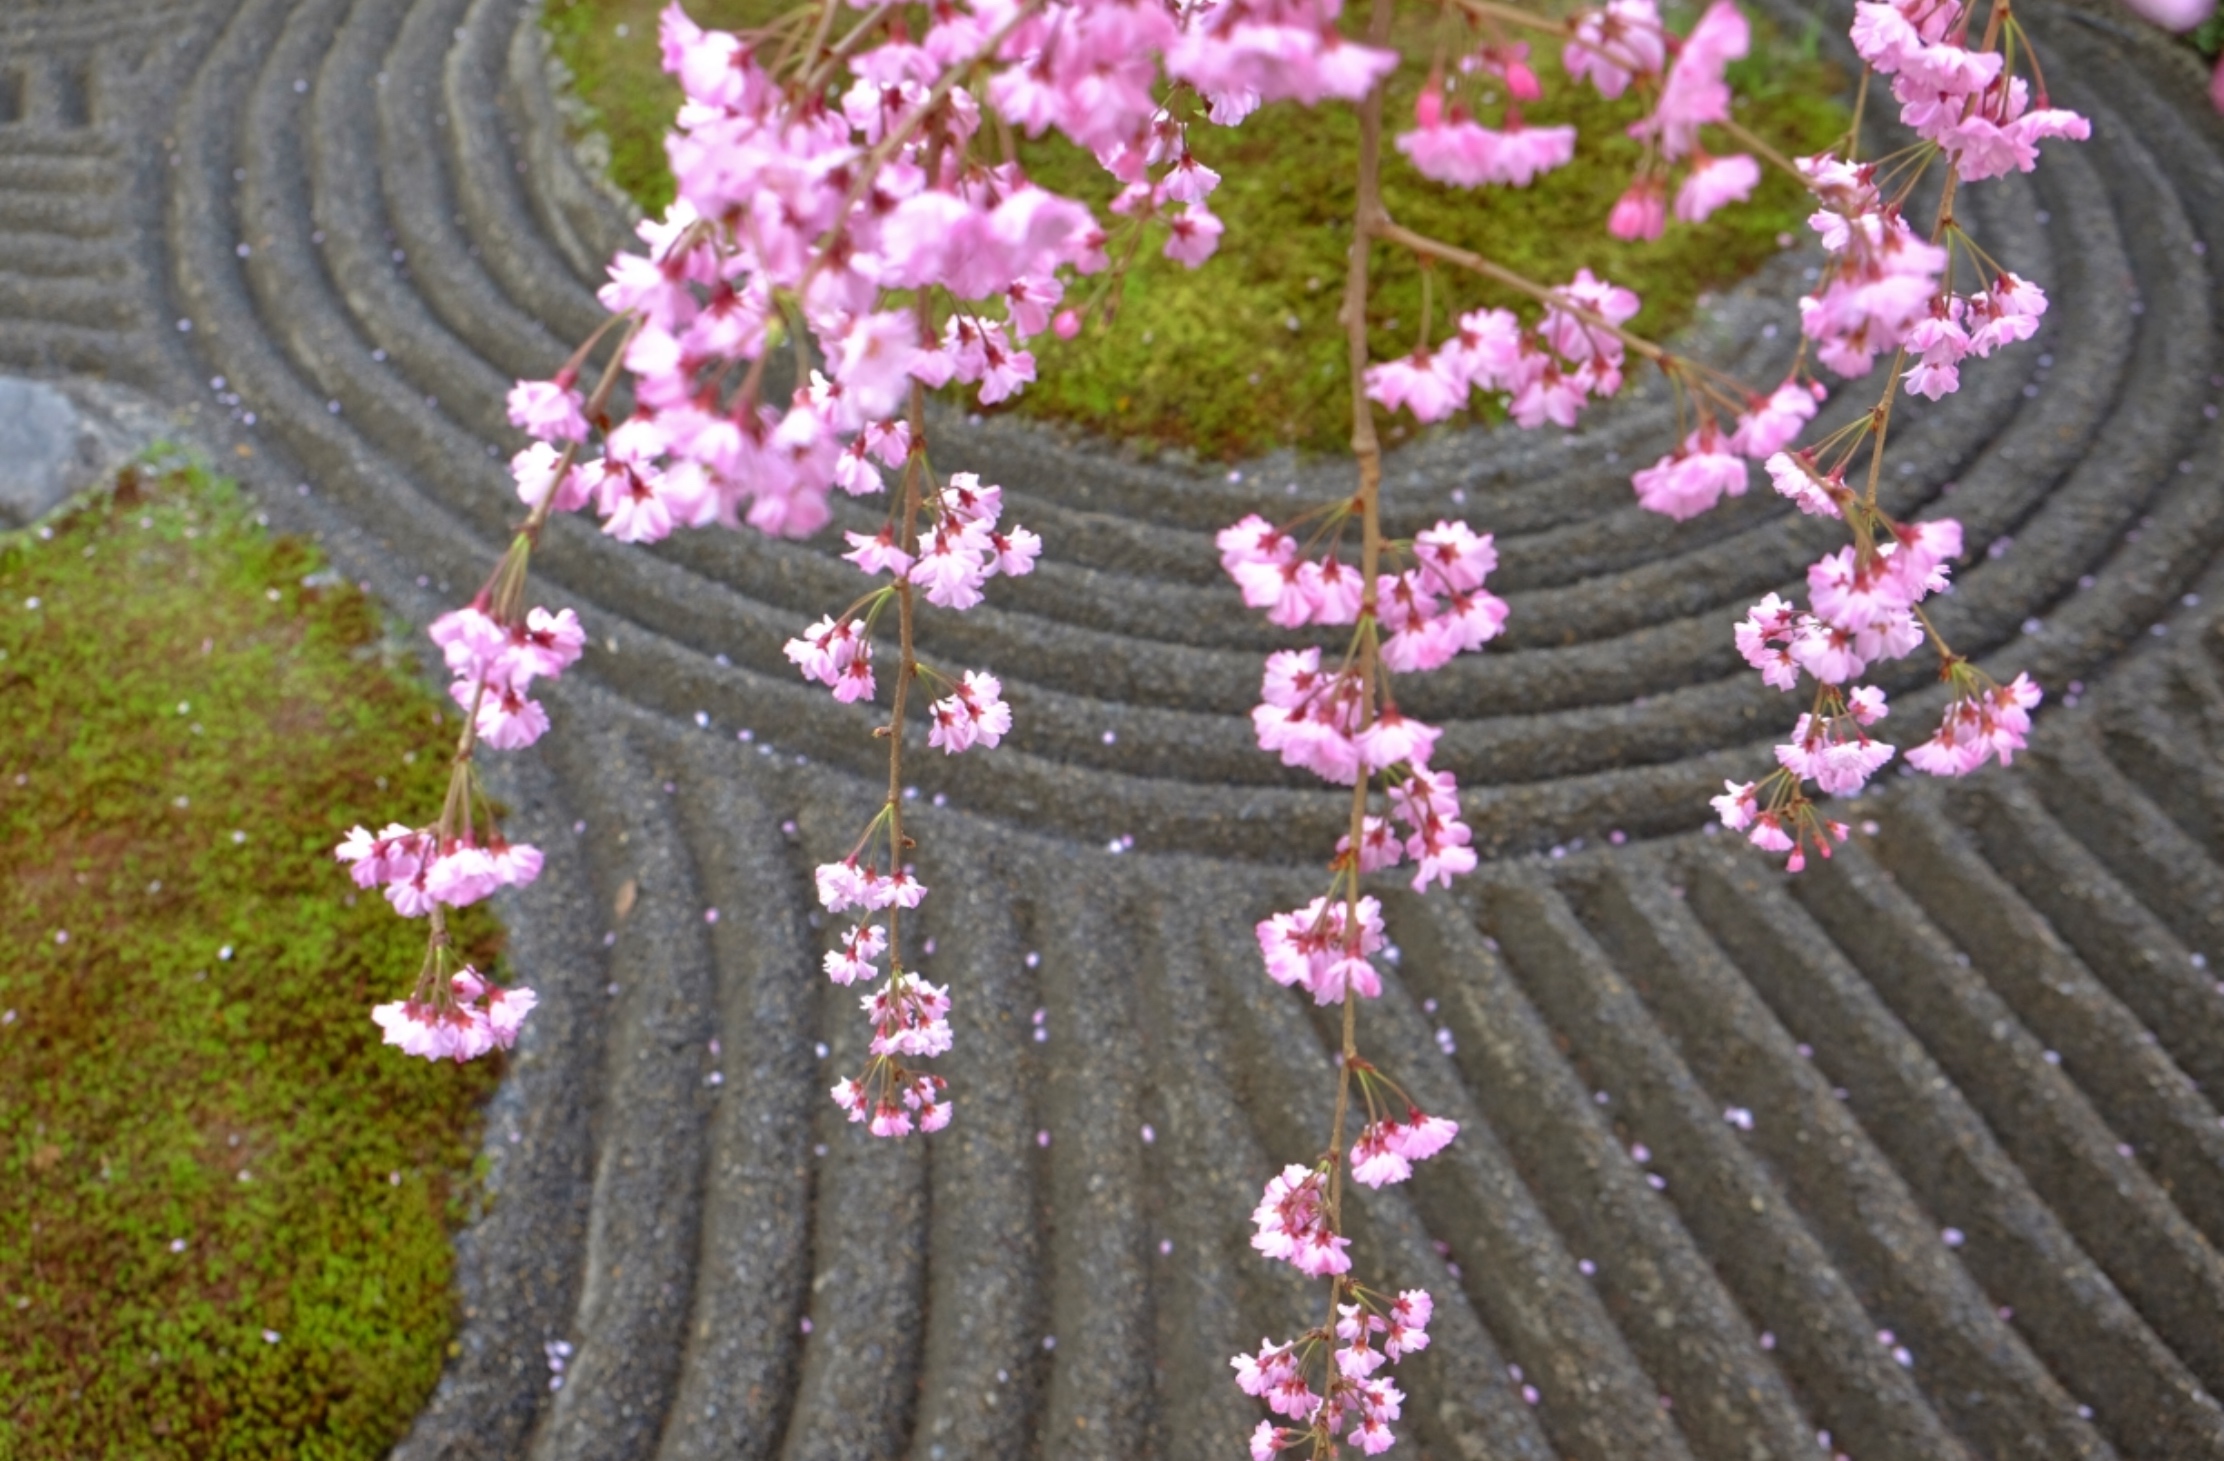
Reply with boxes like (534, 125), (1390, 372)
(0, 461), (501, 1460)
(545, 0), (1846, 458)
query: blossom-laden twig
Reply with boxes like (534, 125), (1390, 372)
(1341, 0), (2081, 876)
(337, 3), (2087, 1446)
(339, 317), (640, 1060)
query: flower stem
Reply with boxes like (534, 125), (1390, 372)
(1374, 219), (1670, 366)
(1315, 0), (1399, 1386)
(884, 355), (929, 975)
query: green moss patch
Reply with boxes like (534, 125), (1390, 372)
(0, 461), (501, 1460)
(546, 0), (1845, 458)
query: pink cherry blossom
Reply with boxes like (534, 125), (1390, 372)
(1257, 896), (1386, 997)
(1731, 382), (1823, 459)
(1354, 707), (1440, 771)
(1352, 1123), (1411, 1187)
(825, 923), (888, 986)
(2119, 0), (2216, 30)
(501, 607), (585, 685)
(1608, 177), (1667, 240)
(1444, 306), (1524, 388)
(455, 676), (549, 751)
(1385, 1109), (1459, 1161)
(336, 823), (429, 889)
(1764, 452), (1842, 517)
(1252, 1164), (1352, 1276)
(865, 973), (953, 1059)
(1775, 711), (1896, 795)
(373, 969), (535, 1064)
(430, 604), (507, 681)
(927, 670), (1013, 753)
(1631, 1), (1747, 159)
(512, 443), (590, 514)
(1712, 779), (1759, 830)
(1234, 1340), (1320, 1422)
(1396, 108), (1577, 189)
(1464, 40), (1544, 101)
(1736, 594), (1803, 691)
(908, 1074), (954, 1133)
(1413, 520), (1497, 591)
(1964, 273), (2048, 355)
(990, 525), (1043, 577)
(1339, 816), (1406, 873)
(1163, 204), (1224, 267)
(1565, 0), (1668, 99)
(844, 528), (914, 578)
(1907, 673), (2042, 773)
(1303, 558), (1367, 626)
(425, 844), (502, 908)
(1315, 954), (1384, 1005)
(1674, 153), (1760, 223)
(1383, 1290), (1432, 1359)
(785, 616), (874, 701)
(828, 311), (920, 421)
(372, 1000), (476, 1061)
(485, 984), (537, 1048)
(1631, 434), (1749, 519)
(507, 376), (589, 443)
(1364, 348), (1467, 422)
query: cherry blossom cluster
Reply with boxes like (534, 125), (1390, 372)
(1220, 539), (1478, 1449)
(1848, 0), (2088, 182)
(1347, 0), (2075, 873)
(336, 820), (544, 919)
(1591, 1), (1766, 238)
(1396, 48), (1575, 190)
(1794, 152), (2049, 386)
(813, 834), (953, 1137)
(1220, 393), (1487, 1459)
(1660, 0), (2080, 868)
(1235, 1285), (1435, 1456)
(336, 552), (585, 1059)
(371, 966), (537, 1063)
(787, 460), (1036, 1134)
(562, 0), (1411, 565)
(326, 2), (2107, 1447)
(564, 0), (1447, 1134)
(1361, 271), (1642, 431)
(1708, 419), (2050, 869)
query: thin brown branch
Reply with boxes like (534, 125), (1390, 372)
(1372, 220), (1669, 365)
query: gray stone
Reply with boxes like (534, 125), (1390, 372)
(0, 377), (93, 528)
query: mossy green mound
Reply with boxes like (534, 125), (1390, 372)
(546, 0), (1845, 458)
(0, 462), (501, 1460)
